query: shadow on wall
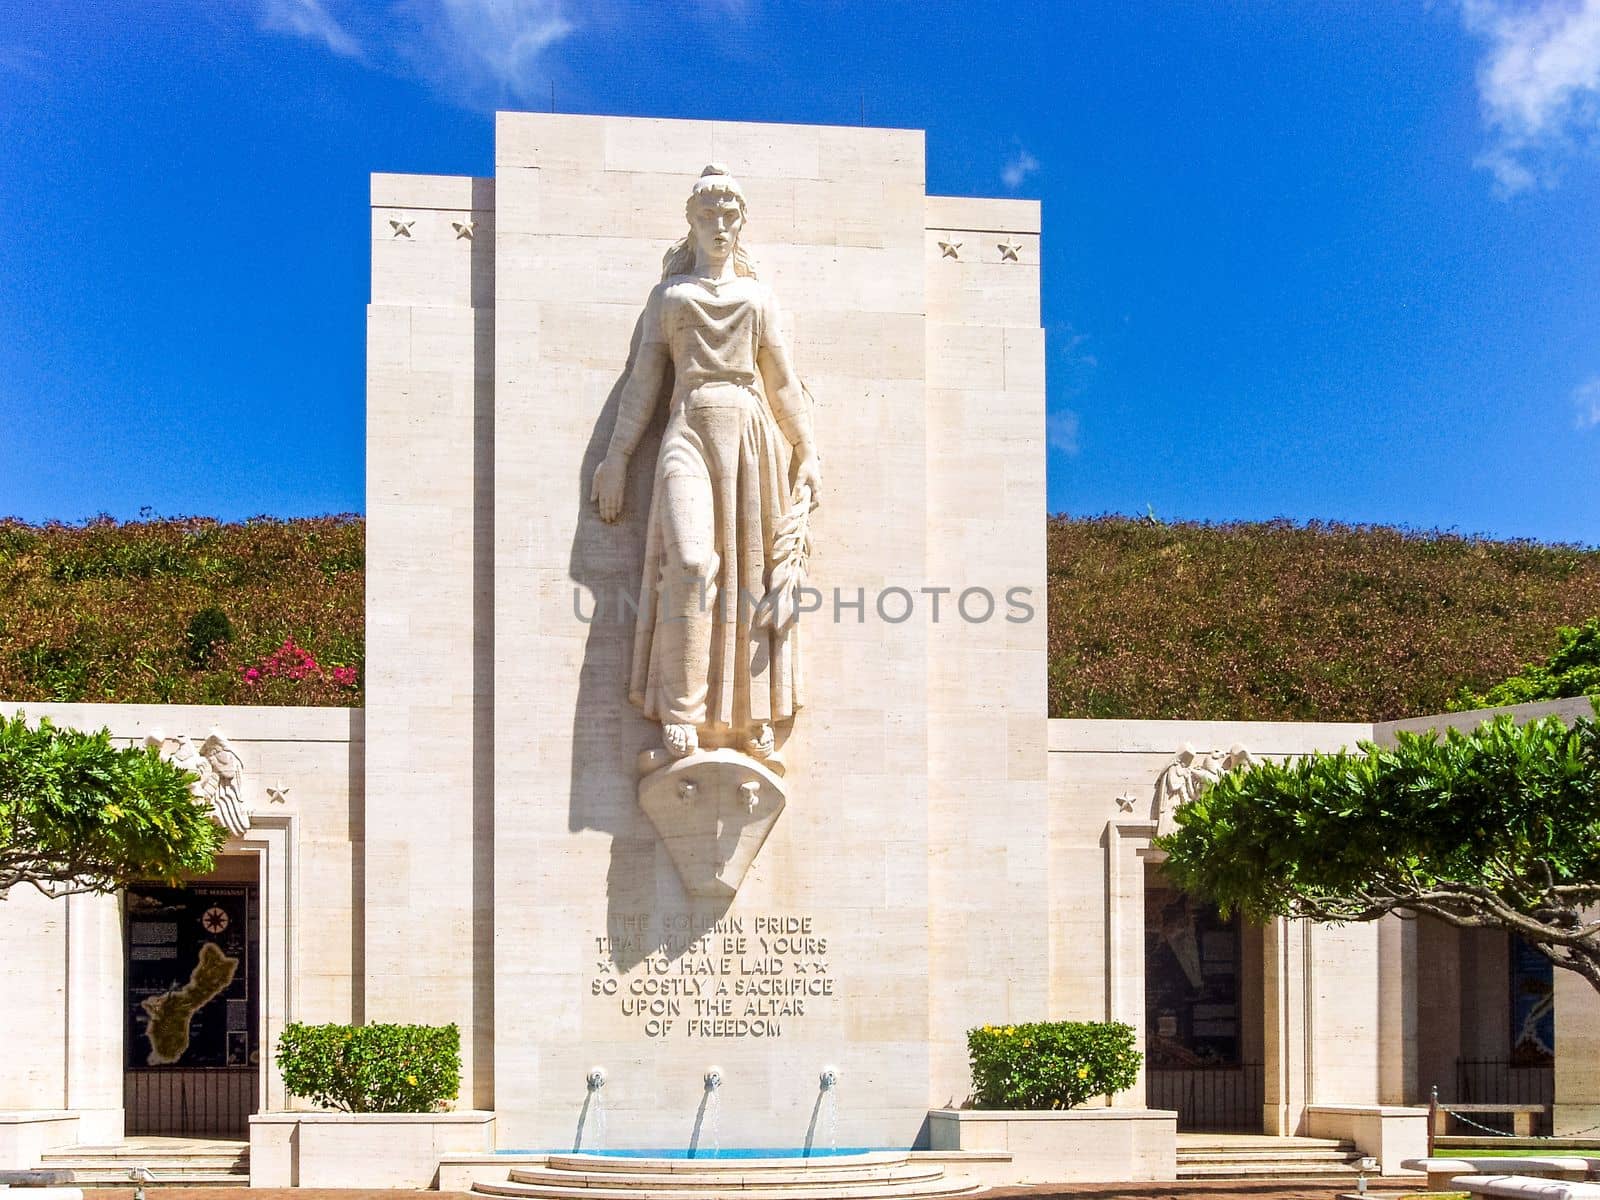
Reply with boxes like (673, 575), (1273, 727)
(470, 177), (496, 1107)
(565, 306), (733, 973)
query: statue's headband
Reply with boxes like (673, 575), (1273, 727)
(689, 164), (746, 209)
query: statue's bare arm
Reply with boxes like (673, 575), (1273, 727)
(758, 341), (821, 506)
(592, 341), (671, 523)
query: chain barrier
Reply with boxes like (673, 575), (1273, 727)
(1434, 1099), (1600, 1142)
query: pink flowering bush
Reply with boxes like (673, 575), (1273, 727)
(240, 639), (359, 694)
(0, 515), (363, 707)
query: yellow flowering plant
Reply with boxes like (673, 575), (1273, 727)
(966, 1020), (1140, 1111)
(276, 1022), (460, 1113)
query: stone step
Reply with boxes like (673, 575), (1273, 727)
(1177, 1145), (1350, 1158)
(1179, 1149), (1364, 1164)
(37, 1165), (250, 1179)
(36, 1142), (250, 1188)
(1179, 1163), (1365, 1180)
(68, 1177), (249, 1196)
(503, 1161), (948, 1189)
(38, 1146), (248, 1169)
(473, 1177), (979, 1200)
(539, 1152), (913, 1174)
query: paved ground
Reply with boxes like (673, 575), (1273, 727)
(83, 1185), (1419, 1200)
(982, 1182), (1415, 1200)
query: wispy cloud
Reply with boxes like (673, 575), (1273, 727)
(256, 0), (578, 105)
(0, 44), (49, 81)
(261, 0), (364, 59)
(1460, 0), (1600, 196)
(1052, 322), (1099, 398)
(1001, 148), (1039, 190)
(405, 0), (575, 104)
(1575, 376), (1600, 429)
(1047, 410), (1081, 457)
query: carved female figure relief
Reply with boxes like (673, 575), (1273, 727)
(593, 165), (820, 767)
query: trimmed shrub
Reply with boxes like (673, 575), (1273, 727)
(1455, 617), (1600, 710)
(967, 1020), (1141, 1111)
(276, 1022), (460, 1113)
(0, 515), (364, 707)
(1048, 516), (1600, 721)
(184, 607), (234, 668)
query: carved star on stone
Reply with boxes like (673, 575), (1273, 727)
(1115, 793), (1137, 813)
(266, 784), (290, 805)
(997, 239), (1022, 262)
(937, 237), (962, 259)
(389, 218), (414, 239)
(452, 219), (475, 240)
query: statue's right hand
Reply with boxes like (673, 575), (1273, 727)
(592, 453), (627, 523)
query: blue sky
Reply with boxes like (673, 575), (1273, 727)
(1, 1), (1598, 543)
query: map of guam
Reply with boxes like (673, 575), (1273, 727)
(141, 941), (239, 1065)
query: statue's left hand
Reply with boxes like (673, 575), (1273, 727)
(592, 452), (628, 523)
(793, 449), (821, 509)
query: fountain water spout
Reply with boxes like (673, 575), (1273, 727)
(578, 1066), (609, 1152)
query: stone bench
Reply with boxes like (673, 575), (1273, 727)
(0, 1171), (82, 1200)
(1404, 1158), (1598, 1192)
(1456, 1175), (1600, 1200)
(0, 1172), (76, 1188)
(1436, 1103), (1548, 1137)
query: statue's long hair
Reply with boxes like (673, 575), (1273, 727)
(661, 165), (759, 281)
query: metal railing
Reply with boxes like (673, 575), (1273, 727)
(125, 1068), (258, 1137)
(1147, 1063), (1264, 1132)
(1451, 1059), (1554, 1135)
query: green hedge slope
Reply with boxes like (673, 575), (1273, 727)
(4, 514), (1597, 720)
(1048, 517), (1600, 721)
(0, 516), (363, 707)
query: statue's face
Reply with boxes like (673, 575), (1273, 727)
(688, 190), (744, 264)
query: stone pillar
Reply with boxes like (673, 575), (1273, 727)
(65, 892), (124, 1142)
(1263, 917), (1310, 1135)
(1377, 915), (1418, 1105)
(1553, 924), (1600, 1135)
(1104, 823), (1153, 1106)
(923, 192), (1049, 1113)
(364, 171), (497, 1107)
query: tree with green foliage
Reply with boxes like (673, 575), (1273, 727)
(0, 713), (223, 899)
(276, 1023), (461, 1112)
(1456, 617), (1600, 710)
(1158, 712), (1600, 993)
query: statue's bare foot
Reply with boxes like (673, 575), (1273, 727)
(745, 723), (775, 759)
(663, 723), (698, 759)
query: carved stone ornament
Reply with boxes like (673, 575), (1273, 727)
(1151, 742), (1255, 839)
(146, 729), (250, 839)
(637, 748), (787, 898)
(593, 164), (821, 898)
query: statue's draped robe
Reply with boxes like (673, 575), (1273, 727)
(622, 274), (806, 736)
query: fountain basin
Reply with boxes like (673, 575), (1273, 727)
(500, 1147), (893, 1159)
(462, 1151), (982, 1198)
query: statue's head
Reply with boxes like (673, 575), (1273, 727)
(662, 164), (757, 280)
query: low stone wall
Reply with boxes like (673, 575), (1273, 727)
(1305, 1104), (1428, 1176)
(248, 1111), (496, 1188)
(926, 1107), (1177, 1185)
(0, 1112), (80, 1172)
(0, 1110), (122, 1172)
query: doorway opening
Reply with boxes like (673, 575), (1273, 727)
(1144, 875), (1264, 1131)
(123, 857), (260, 1137)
